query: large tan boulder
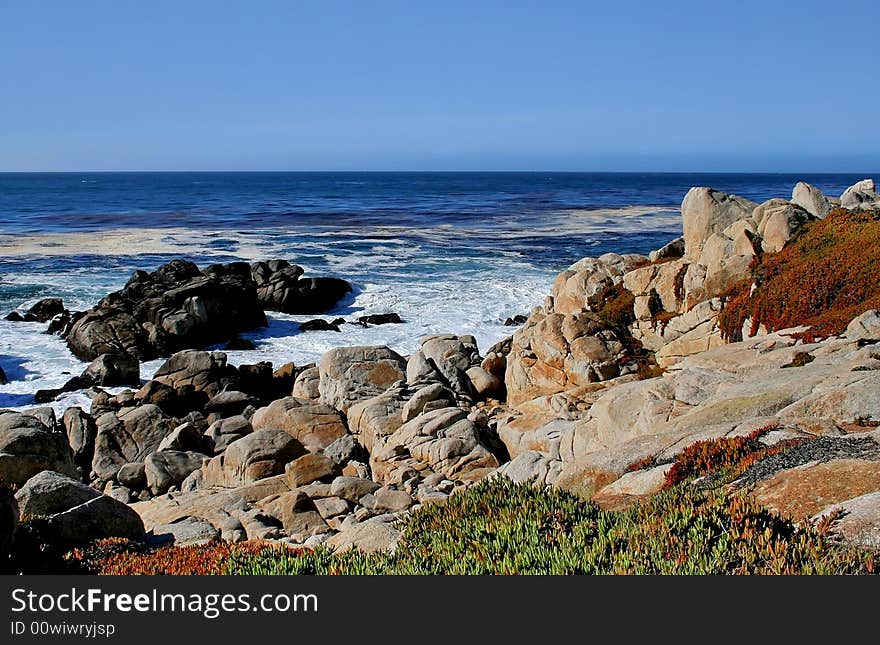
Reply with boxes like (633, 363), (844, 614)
(202, 428), (305, 487)
(251, 397), (347, 452)
(326, 518), (400, 554)
(14, 470), (100, 518)
(754, 200), (813, 253)
(346, 386), (408, 453)
(681, 187), (758, 260)
(131, 475), (292, 531)
(318, 346), (406, 413)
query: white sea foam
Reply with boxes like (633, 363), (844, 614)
(0, 260), (553, 415)
(0, 204), (681, 414)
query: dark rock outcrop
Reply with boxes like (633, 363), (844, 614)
(27, 298), (65, 323)
(251, 260), (352, 315)
(63, 259), (268, 361)
(358, 313), (402, 326)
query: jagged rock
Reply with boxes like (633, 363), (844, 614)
(624, 258), (689, 317)
(129, 475), (290, 530)
(0, 411), (77, 487)
(250, 259), (352, 314)
(144, 450), (207, 495)
(347, 386), (409, 454)
(551, 253), (646, 315)
(82, 353), (140, 387)
(370, 407), (499, 486)
(204, 416), (253, 454)
(202, 428), (305, 487)
(419, 334), (482, 397)
(14, 470), (101, 518)
(693, 219), (760, 299)
(840, 178), (879, 210)
(680, 187), (758, 259)
(27, 297), (65, 323)
(318, 346), (407, 413)
(505, 311), (627, 405)
(792, 182), (838, 219)
(401, 383), (455, 424)
(151, 350), (238, 398)
(91, 404), (175, 482)
(64, 259), (268, 361)
(62, 407), (96, 479)
(251, 397), (347, 453)
(846, 310), (880, 342)
(755, 200), (813, 253)
(649, 236), (685, 262)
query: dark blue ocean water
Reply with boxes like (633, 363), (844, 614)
(0, 170), (867, 234)
(0, 171), (873, 411)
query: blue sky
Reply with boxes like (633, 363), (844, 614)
(0, 1), (877, 172)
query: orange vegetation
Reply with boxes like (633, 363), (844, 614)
(720, 208), (880, 342)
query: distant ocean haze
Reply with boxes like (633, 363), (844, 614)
(0, 171), (871, 413)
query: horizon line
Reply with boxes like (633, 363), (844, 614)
(0, 169), (878, 175)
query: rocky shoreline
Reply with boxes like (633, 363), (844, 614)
(2, 178), (880, 568)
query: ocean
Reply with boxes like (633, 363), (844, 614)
(0, 171), (870, 413)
